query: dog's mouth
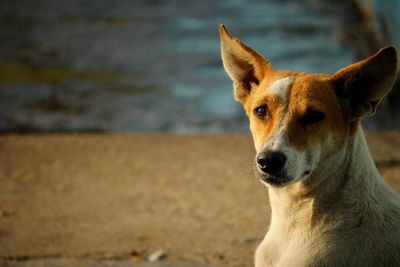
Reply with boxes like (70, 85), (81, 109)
(253, 162), (313, 187)
(254, 167), (292, 187)
(261, 174), (291, 187)
(256, 169), (313, 187)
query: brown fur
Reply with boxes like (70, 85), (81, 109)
(286, 74), (349, 150)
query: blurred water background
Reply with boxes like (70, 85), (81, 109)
(0, 0), (399, 133)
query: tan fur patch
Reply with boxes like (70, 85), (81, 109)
(286, 74), (348, 150)
(245, 71), (349, 153)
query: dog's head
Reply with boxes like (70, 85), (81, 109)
(219, 25), (398, 187)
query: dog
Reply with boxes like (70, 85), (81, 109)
(219, 24), (400, 266)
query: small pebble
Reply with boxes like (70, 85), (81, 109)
(147, 249), (166, 262)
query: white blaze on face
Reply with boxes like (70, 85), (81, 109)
(268, 76), (295, 103)
(261, 76), (314, 181)
(265, 76), (295, 150)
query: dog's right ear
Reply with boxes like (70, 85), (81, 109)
(219, 24), (270, 103)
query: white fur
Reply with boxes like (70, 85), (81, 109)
(268, 76), (294, 102)
(255, 128), (400, 267)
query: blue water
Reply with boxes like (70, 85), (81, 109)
(0, 0), (359, 132)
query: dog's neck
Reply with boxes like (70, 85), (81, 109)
(267, 126), (391, 230)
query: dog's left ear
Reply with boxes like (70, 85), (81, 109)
(332, 46), (398, 119)
(219, 24), (270, 103)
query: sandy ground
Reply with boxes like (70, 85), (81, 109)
(1, 132), (400, 267)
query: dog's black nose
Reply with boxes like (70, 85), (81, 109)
(257, 151), (286, 174)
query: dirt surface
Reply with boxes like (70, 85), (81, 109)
(1, 132), (400, 267)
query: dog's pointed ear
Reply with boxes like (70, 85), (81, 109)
(332, 46), (398, 120)
(219, 24), (270, 102)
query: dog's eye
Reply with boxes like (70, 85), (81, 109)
(300, 110), (325, 126)
(254, 105), (269, 121)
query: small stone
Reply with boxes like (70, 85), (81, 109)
(147, 249), (166, 262)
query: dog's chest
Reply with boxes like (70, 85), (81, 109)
(255, 226), (322, 267)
